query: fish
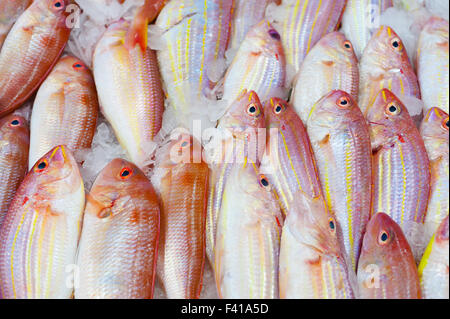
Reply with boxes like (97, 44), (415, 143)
(205, 90), (266, 266)
(279, 191), (357, 299)
(93, 17), (164, 170)
(0, 145), (85, 299)
(29, 55), (99, 169)
(418, 215), (449, 299)
(267, 0), (347, 85)
(223, 20), (286, 104)
(0, 0), (33, 49)
(261, 98), (322, 217)
(420, 107), (449, 244)
(75, 159), (160, 299)
(291, 32), (359, 123)
(306, 90), (372, 270)
(155, 134), (209, 299)
(416, 17), (449, 114)
(359, 26), (421, 115)
(366, 89), (430, 260)
(214, 166), (283, 299)
(0, 0), (72, 117)
(0, 115), (29, 228)
(357, 212), (421, 299)
(341, 0), (393, 59)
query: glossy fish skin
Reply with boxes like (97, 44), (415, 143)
(76, 159), (160, 299)
(307, 90), (372, 270)
(215, 166), (282, 299)
(359, 26), (420, 115)
(292, 32), (359, 123)
(0, 115), (29, 228)
(367, 89), (430, 256)
(0, 0), (33, 49)
(0, 146), (85, 299)
(279, 192), (357, 299)
(0, 0), (72, 117)
(420, 107), (449, 244)
(357, 213), (421, 299)
(29, 55), (99, 168)
(206, 90), (265, 266)
(223, 20), (286, 104)
(93, 20), (164, 170)
(261, 98), (322, 217)
(417, 17), (449, 114)
(341, 0), (393, 59)
(418, 215), (449, 299)
(268, 0), (347, 85)
(156, 135), (209, 299)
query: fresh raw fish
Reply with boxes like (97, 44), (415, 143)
(307, 90), (372, 270)
(357, 212), (422, 299)
(214, 166), (283, 299)
(291, 32), (359, 123)
(0, 146), (85, 299)
(0, 0), (72, 117)
(29, 55), (99, 168)
(0, 0), (33, 49)
(76, 159), (160, 299)
(420, 107), (449, 244)
(0, 115), (29, 228)
(416, 17), (449, 114)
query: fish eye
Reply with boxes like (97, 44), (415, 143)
(343, 40), (352, 50)
(378, 230), (390, 245)
(35, 159), (49, 172)
(9, 118), (21, 127)
(259, 175), (270, 188)
(72, 62), (85, 70)
(268, 29), (281, 40)
(390, 38), (402, 51)
(329, 218), (336, 232)
(274, 103), (284, 114)
(337, 96), (351, 108)
(246, 103), (260, 116)
(119, 167), (133, 179)
(52, 0), (65, 10)
(442, 117), (449, 131)
(180, 140), (190, 148)
(386, 103), (402, 116)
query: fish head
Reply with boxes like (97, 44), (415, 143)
(243, 20), (284, 58)
(55, 55), (94, 82)
(314, 32), (358, 66)
(161, 133), (204, 167)
(421, 107), (449, 143)
(0, 115), (29, 146)
(263, 97), (299, 129)
(30, 0), (74, 28)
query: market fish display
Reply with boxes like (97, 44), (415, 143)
(76, 159), (160, 299)
(261, 98), (322, 217)
(418, 215), (449, 299)
(359, 26), (421, 115)
(0, 0), (32, 50)
(0, 0), (72, 117)
(291, 32), (359, 123)
(341, 0), (393, 59)
(29, 55), (99, 168)
(416, 17), (449, 114)
(205, 90), (265, 266)
(420, 107), (449, 244)
(0, 146), (85, 299)
(0, 115), (29, 228)
(222, 20), (286, 104)
(367, 89), (430, 258)
(357, 213), (421, 299)
(155, 135), (209, 299)
(307, 90), (372, 270)
(279, 192), (357, 299)
(214, 167), (283, 299)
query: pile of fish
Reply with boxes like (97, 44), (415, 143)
(0, 0), (448, 299)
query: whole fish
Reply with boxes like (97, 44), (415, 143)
(93, 17), (164, 169)
(418, 215), (449, 299)
(0, 115), (29, 228)
(76, 159), (160, 299)
(417, 17), (449, 114)
(155, 134), (209, 299)
(420, 107), (449, 244)
(291, 32), (359, 123)
(307, 90), (372, 270)
(0, 0), (72, 117)
(359, 26), (421, 115)
(279, 192), (357, 299)
(357, 212), (421, 299)
(223, 20), (286, 104)
(206, 90), (266, 266)
(0, 145), (85, 299)
(267, 0), (347, 85)
(261, 98), (322, 217)
(341, 0), (394, 59)
(367, 89), (430, 259)
(29, 55), (99, 168)
(0, 0), (33, 49)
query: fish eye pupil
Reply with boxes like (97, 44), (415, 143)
(249, 106), (256, 113)
(11, 120), (20, 126)
(389, 105), (397, 113)
(381, 232), (388, 242)
(392, 41), (399, 48)
(340, 99), (348, 106)
(446, 121), (449, 128)
(268, 29), (280, 40)
(181, 141), (189, 147)
(329, 221), (335, 230)
(121, 170), (130, 177)
(54, 1), (62, 7)
(38, 162), (47, 170)
(260, 178), (269, 187)
(344, 42), (351, 49)
(275, 105), (282, 113)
